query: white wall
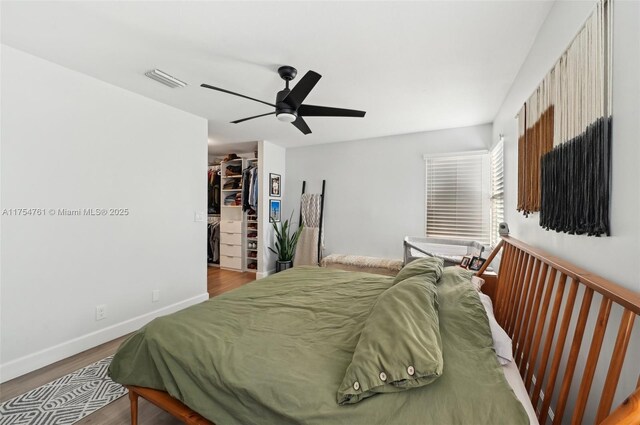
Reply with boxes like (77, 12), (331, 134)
(0, 46), (209, 382)
(284, 124), (492, 259)
(258, 140), (286, 277)
(493, 0), (640, 293)
(492, 0), (640, 420)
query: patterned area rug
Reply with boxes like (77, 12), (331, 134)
(0, 356), (127, 424)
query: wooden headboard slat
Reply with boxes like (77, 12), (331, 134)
(518, 262), (549, 376)
(572, 297), (613, 425)
(497, 244), (517, 321)
(505, 249), (524, 332)
(507, 250), (529, 335)
(515, 258), (542, 364)
(504, 249), (522, 333)
(531, 273), (568, 410)
(495, 246), (511, 321)
(502, 244), (520, 322)
(538, 279), (580, 425)
(481, 236), (640, 424)
(524, 267), (558, 390)
(551, 286), (594, 425)
(596, 310), (637, 422)
(513, 257), (537, 354)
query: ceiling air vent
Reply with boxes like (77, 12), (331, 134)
(145, 69), (187, 88)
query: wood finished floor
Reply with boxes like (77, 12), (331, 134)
(0, 267), (256, 424)
(207, 267), (256, 297)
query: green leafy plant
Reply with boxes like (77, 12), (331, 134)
(269, 212), (304, 262)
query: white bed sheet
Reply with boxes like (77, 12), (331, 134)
(503, 361), (539, 425)
(478, 285), (537, 424)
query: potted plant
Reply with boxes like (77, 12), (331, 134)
(269, 212), (304, 273)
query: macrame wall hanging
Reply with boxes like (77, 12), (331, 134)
(517, 0), (612, 236)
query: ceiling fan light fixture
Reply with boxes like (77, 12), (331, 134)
(276, 112), (297, 123)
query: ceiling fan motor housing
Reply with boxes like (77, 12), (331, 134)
(276, 66), (299, 120)
(275, 88), (297, 121)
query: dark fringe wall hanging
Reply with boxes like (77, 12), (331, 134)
(517, 0), (612, 236)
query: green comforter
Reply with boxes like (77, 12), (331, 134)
(109, 266), (528, 424)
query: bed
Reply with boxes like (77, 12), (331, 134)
(109, 236), (640, 425)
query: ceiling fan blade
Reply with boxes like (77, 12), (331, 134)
(201, 83), (275, 108)
(291, 116), (312, 135)
(283, 71), (321, 108)
(231, 112), (276, 124)
(298, 104), (366, 118)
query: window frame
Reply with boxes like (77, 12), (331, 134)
(489, 139), (505, 247)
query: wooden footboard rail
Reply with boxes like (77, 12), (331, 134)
(126, 385), (214, 425)
(476, 236), (640, 425)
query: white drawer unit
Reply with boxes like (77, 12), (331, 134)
(220, 255), (242, 270)
(220, 243), (242, 257)
(221, 232), (242, 246)
(217, 157), (262, 272)
(221, 220), (242, 234)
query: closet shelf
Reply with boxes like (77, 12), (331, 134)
(215, 156), (259, 273)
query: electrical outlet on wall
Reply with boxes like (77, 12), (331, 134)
(194, 211), (205, 222)
(96, 304), (107, 321)
(152, 290), (160, 303)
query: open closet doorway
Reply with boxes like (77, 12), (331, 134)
(207, 141), (260, 297)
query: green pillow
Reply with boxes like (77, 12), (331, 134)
(442, 264), (475, 283)
(393, 256), (444, 285)
(337, 274), (443, 405)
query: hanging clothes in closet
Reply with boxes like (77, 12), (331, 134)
(242, 164), (259, 212)
(208, 217), (220, 264)
(208, 166), (221, 214)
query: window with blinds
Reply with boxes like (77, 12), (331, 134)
(490, 140), (505, 246)
(425, 152), (490, 244)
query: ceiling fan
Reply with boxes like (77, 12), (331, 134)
(201, 66), (366, 135)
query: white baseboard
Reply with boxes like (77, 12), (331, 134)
(0, 292), (209, 383)
(256, 269), (276, 279)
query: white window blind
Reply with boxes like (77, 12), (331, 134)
(425, 152), (490, 244)
(490, 140), (505, 246)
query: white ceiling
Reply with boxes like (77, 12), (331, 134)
(1, 1), (553, 150)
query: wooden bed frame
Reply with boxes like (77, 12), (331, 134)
(126, 235), (640, 425)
